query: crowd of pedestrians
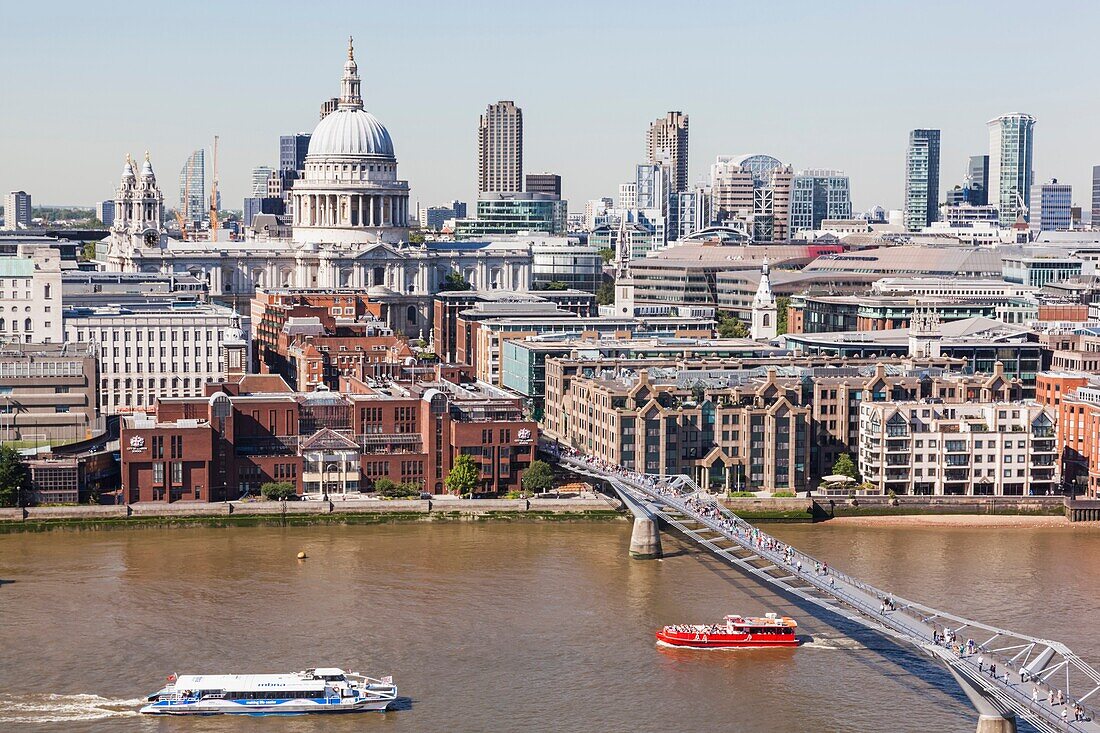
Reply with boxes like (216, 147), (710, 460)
(559, 446), (1093, 726)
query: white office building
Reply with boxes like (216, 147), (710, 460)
(62, 300), (248, 414)
(4, 191), (32, 230)
(0, 244), (63, 344)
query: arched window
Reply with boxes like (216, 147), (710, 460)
(43, 283), (51, 299)
(407, 306), (417, 325)
(23, 318), (31, 331)
(0, 318), (5, 331)
(762, 314), (771, 327)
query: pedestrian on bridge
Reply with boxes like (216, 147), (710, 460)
(1032, 688), (1038, 705)
(978, 656), (984, 673)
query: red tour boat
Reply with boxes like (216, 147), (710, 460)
(656, 613), (800, 649)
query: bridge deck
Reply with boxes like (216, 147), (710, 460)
(561, 455), (1100, 733)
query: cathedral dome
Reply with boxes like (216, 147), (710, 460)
(308, 108), (394, 159)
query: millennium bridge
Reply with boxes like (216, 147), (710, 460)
(560, 453), (1100, 733)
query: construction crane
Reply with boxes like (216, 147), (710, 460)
(209, 135), (220, 242)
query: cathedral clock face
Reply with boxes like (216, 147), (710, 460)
(143, 230), (158, 246)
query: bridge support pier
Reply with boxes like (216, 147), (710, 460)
(975, 715), (1016, 733)
(944, 663), (1016, 733)
(629, 516), (662, 559)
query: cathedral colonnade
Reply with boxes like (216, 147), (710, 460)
(296, 193), (407, 228)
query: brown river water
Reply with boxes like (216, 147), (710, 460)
(1, 520), (1098, 732)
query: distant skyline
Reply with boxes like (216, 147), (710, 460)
(2, 0), (1098, 215)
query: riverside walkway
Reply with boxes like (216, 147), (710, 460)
(561, 454), (1100, 733)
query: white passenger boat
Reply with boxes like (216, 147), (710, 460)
(140, 667), (397, 715)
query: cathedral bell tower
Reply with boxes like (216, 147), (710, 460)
(112, 152), (165, 247)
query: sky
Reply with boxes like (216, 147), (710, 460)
(1, 0), (1098, 215)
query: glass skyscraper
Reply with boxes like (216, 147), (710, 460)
(987, 113), (1035, 226)
(178, 149), (206, 226)
(789, 170), (851, 233)
(904, 129), (940, 231)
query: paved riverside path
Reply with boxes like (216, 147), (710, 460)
(560, 454), (1100, 733)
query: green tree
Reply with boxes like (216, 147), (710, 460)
(596, 280), (615, 306)
(408, 230), (426, 244)
(716, 311), (749, 338)
(260, 481), (297, 500)
(446, 454), (480, 497)
(0, 445), (29, 507)
(440, 270), (472, 292)
(375, 478), (420, 498)
(521, 460), (554, 494)
(598, 247), (615, 264)
(832, 454), (858, 480)
(81, 242), (98, 261)
(543, 280), (567, 291)
(776, 296), (791, 335)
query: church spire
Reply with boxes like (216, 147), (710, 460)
(340, 36), (362, 108)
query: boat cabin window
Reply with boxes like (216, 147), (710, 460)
(319, 674), (346, 682)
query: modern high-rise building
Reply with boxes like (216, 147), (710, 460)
(280, 134), (311, 172)
(1029, 178), (1072, 232)
(634, 163), (669, 211)
(904, 129), (940, 231)
(647, 111), (689, 193)
(178, 149), (206, 226)
(96, 200), (115, 227)
(250, 166), (274, 197)
(4, 191), (31, 229)
(967, 155), (989, 206)
(1092, 165), (1100, 229)
(988, 113), (1035, 226)
(788, 170), (852, 234)
(478, 101), (523, 194)
(525, 173), (561, 197)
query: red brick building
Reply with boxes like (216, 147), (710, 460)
(120, 368), (537, 502)
(1037, 371), (1100, 496)
(251, 289), (413, 390)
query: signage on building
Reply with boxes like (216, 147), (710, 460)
(128, 436), (146, 452)
(517, 428), (532, 444)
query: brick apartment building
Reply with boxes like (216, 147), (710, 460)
(119, 366), (537, 502)
(542, 356), (1023, 489)
(251, 288), (413, 390)
(1036, 371), (1100, 496)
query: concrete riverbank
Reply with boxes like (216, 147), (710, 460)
(0, 493), (1087, 533)
(0, 496), (625, 533)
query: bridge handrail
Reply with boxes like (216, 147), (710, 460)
(558, 454), (1100, 730)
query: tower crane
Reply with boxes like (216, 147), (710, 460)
(209, 135), (220, 242)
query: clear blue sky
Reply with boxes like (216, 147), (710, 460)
(2, 0), (1097, 214)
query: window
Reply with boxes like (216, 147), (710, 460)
(152, 462), (165, 484)
(172, 462), (183, 485)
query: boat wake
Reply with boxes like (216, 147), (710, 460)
(0, 693), (144, 724)
(799, 635), (865, 651)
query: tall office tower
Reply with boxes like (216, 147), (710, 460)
(769, 166), (794, 241)
(967, 155), (989, 205)
(319, 97), (339, 120)
(250, 166), (274, 197)
(96, 200), (115, 227)
(988, 113), (1035, 225)
(1092, 165), (1100, 228)
(635, 163), (671, 211)
(647, 111), (689, 193)
(478, 101), (523, 194)
(1029, 179), (1072, 231)
(280, 134), (311, 172)
(178, 149), (206, 226)
(525, 173), (561, 197)
(4, 191), (32, 229)
(904, 129), (941, 231)
(618, 182), (637, 209)
(788, 170), (852, 234)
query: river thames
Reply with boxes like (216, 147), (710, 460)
(1, 520), (1098, 732)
